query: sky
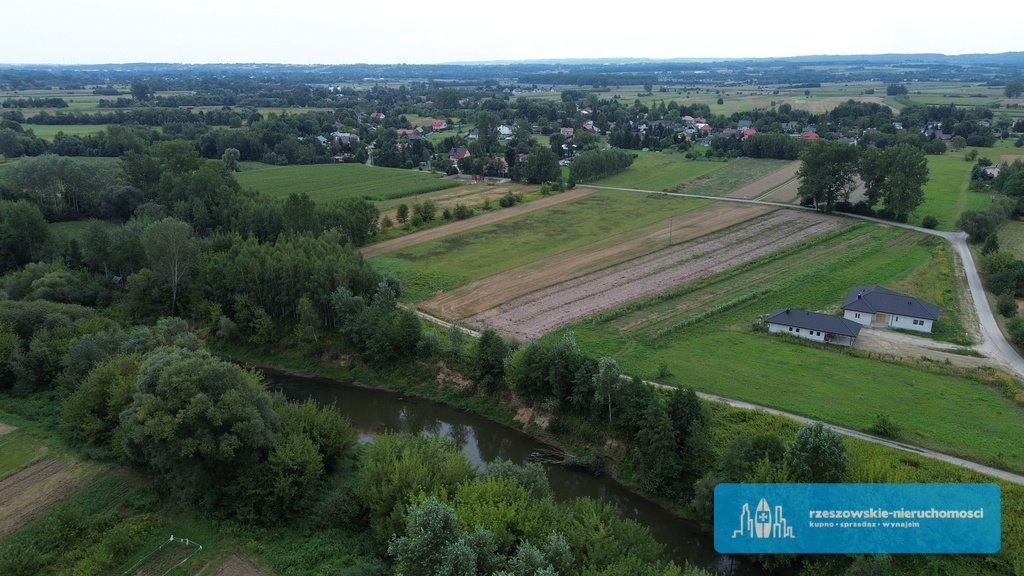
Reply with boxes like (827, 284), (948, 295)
(3, 0), (1022, 65)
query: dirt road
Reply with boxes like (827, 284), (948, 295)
(854, 327), (992, 370)
(360, 188), (594, 259)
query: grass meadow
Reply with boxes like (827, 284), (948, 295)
(909, 150), (992, 230)
(234, 162), (460, 202)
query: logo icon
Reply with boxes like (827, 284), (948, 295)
(732, 498), (795, 539)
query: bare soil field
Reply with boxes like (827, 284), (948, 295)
(0, 422), (15, 435)
(721, 161), (800, 199)
(130, 544), (197, 576)
(421, 201), (774, 319)
(361, 188), (593, 259)
(854, 328), (992, 370)
(1001, 154), (1024, 164)
(0, 458), (101, 538)
(469, 211), (841, 340)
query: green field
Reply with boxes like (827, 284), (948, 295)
(21, 124), (113, 139)
(562, 223), (1024, 470)
(371, 191), (711, 302)
(591, 154), (787, 193)
(47, 219), (119, 245)
(999, 221), (1024, 260)
(909, 151), (991, 230)
(234, 162), (461, 202)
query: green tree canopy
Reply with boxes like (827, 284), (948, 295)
(120, 347), (280, 503)
(797, 140), (860, 212)
(785, 422), (847, 483)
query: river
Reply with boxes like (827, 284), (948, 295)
(263, 369), (763, 574)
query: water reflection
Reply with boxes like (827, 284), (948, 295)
(263, 370), (766, 575)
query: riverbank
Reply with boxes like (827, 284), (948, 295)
(215, 342), (1024, 575)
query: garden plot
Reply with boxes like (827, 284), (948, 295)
(469, 210), (841, 340)
(421, 201), (773, 319)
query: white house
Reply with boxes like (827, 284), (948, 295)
(765, 308), (862, 347)
(841, 285), (940, 333)
(497, 124), (514, 136)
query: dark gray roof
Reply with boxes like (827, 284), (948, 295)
(842, 285), (940, 320)
(765, 308), (862, 338)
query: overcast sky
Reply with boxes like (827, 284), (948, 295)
(3, 0), (1022, 65)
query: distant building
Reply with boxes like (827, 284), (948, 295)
(560, 127), (575, 137)
(800, 131), (820, 140)
(497, 124), (514, 136)
(370, 111), (385, 121)
(449, 147), (471, 162)
(765, 308), (862, 347)
(842, 285), (940, 333)
(737, 119), (752, 129)
(432, 118), (448, 131)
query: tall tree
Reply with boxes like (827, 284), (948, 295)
(797, 140), (859, 212)
(878, 144), (929, 221)
(785, 422), (847, 483)
(474, 328), (508, 393)
(141, 218), (200, 316)
(592, 357), (621, 427)
(120, 347), (280, 503)
(475, 111), (501, 154)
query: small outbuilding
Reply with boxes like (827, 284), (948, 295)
(765, 308), (862, 347)
(841, 285), (940, 333)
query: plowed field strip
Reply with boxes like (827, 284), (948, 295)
(0, 458), (101, 539)
(470, 211), (841, 340)
(721, 161), (800, 199)
(420, 201), (773, 318)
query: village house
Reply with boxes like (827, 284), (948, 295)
(432, 118), (448, 131)
(497, 124), (514, 136)
(449, 147), (471, 162)
(841, 285), (940, 333)
(370, 111), (385, 121)
(765, 308), (862, 347)
(560, 127), (575, 137)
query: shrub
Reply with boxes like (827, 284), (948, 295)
(997, 293), (1019, 318)
(867, 414), (901, 439)
(921, 215), (939, 229)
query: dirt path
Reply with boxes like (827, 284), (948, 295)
(422, 202), (773, 318)
(0, 458), (101, 538)
(0, 422), (15, 435)
(470, 211), (840, 340)
(854, 327), (992, 370)
(212, 553), (271, 576)
(360, 188), (594, 259)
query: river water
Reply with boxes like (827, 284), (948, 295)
(264, 369), (763, 574)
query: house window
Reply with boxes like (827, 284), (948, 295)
(788, 327), (793, 331)
(796, 328), (800, 333)
(854, 313), (861, 319)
